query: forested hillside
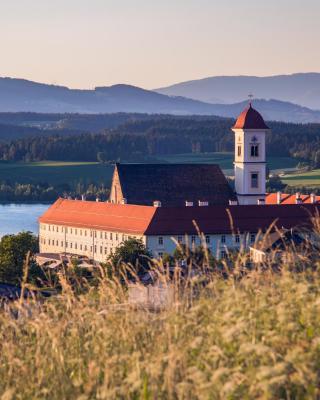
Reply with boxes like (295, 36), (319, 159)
(0, 116), (319, 165)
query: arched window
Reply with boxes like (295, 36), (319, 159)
(251, 144), (259, 157)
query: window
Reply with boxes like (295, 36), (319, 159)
(250, 144), (259, 157)
(94, 231), (97, 238)
(84, 245), (87, 251)
(70, 242), (72, 249)
(84, 230), (87, 236)
(191, 236), (196, 244)
(235, 234), (240, 243)
(100, 232), (103, 239)
(100, 246), (102, 254)
(205, 235), (210, 244)
(158, 236), (164, 246)
(80, 244), (82, 250)
(90, 231), (93, 237)
(220, 250), (227, 259)
(75, 243), (77, 250)
(56, 226), (59, 232)
(221, 235), (226, 244)
(56, 240), (58, 246)
(75, 229), (77, 235)
(66, 242), (68, 248)
(237, 145), (241, 157)
(90, 246), (92, 252)
(158, 252), (163, 258)
(48, 239), (51, 245)
(105, 232), (107, 240)
(250, 234), (256, 243)
(94, 245), (97, 253)
(70, 228), (73, 234)
(251, 173), (259, 189)
(110, 232), (113, 240)
(116, 234), (118, 241)
(104, 247), (108, 255)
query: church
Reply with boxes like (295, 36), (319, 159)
(38, 104), (320, 264)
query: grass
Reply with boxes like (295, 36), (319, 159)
(0, 155), (301, 191)
(0, 161), (114, 187)
(155, 153), (299, 172)
(282, 169), (320, 188)
(1, 227), (320, 399)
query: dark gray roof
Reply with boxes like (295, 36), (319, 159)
(116, 163), (236, 207)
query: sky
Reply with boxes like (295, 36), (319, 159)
(1, 0), (320, 89)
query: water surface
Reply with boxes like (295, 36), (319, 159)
(0, 203), (50, 237)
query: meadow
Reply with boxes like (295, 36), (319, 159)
(282, 169), (320, 188)
(155, 152), (299, 172)
(0, 161), (114, 187)
(1, 259), (320, 399)
(0, 154), (299, 188)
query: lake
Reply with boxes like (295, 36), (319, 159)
(0, 203), (50, 238)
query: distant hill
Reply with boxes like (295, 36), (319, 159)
(155, 73), (320, 110)
(2, 77), (320, 123)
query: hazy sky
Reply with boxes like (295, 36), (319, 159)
(1, 0), (320, 89)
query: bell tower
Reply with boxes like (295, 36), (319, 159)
(232, 103), (270, 205)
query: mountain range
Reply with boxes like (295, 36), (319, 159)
(1, 75), (320, 123)
(156, 73), (320, 110)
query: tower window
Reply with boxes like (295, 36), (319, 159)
(251, 173), (259, 188)
(251, 145), (259, 157)
(237, 146), (241, 156)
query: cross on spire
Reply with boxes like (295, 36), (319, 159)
(248, 93), (254, 106)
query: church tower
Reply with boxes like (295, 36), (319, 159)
(232, 103), (270, 205)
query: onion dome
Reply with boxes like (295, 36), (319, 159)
(233, 103), (269, 130)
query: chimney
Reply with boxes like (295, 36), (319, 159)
(257, 198), (265, 205)
(153, 200), (162, 207)
(277, 191), (282, 205)
(185, 201), (194, 207)
(198, 200), (209, 207)
(310, 193), (316, 204)
(121, 198), (127, 205)
(229, 200), (238, 206)
(295, 193), (302, 204)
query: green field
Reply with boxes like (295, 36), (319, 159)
(0, 155), (301, 188)
(155, 152), (299, 172)
(281, 169), (320, 188)
(0, 161), (114, 187)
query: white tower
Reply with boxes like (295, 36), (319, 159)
(232, 103), (270, 205)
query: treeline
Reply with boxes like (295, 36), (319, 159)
(0, 116), (320, 163)
(0, 182), (110, 202)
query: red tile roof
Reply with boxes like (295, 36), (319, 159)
(39, 198), (157, 234)
(39, 198), (320, 236)
(266, 193), (320, 205)
(233, 103), (269, 130)
(145, 204), (319, 235)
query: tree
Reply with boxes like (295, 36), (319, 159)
(314, 150), (320, 168)
(97, 151), (107, 163)
(107, 238), (152, 279)
(0, 232), (41, 285)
